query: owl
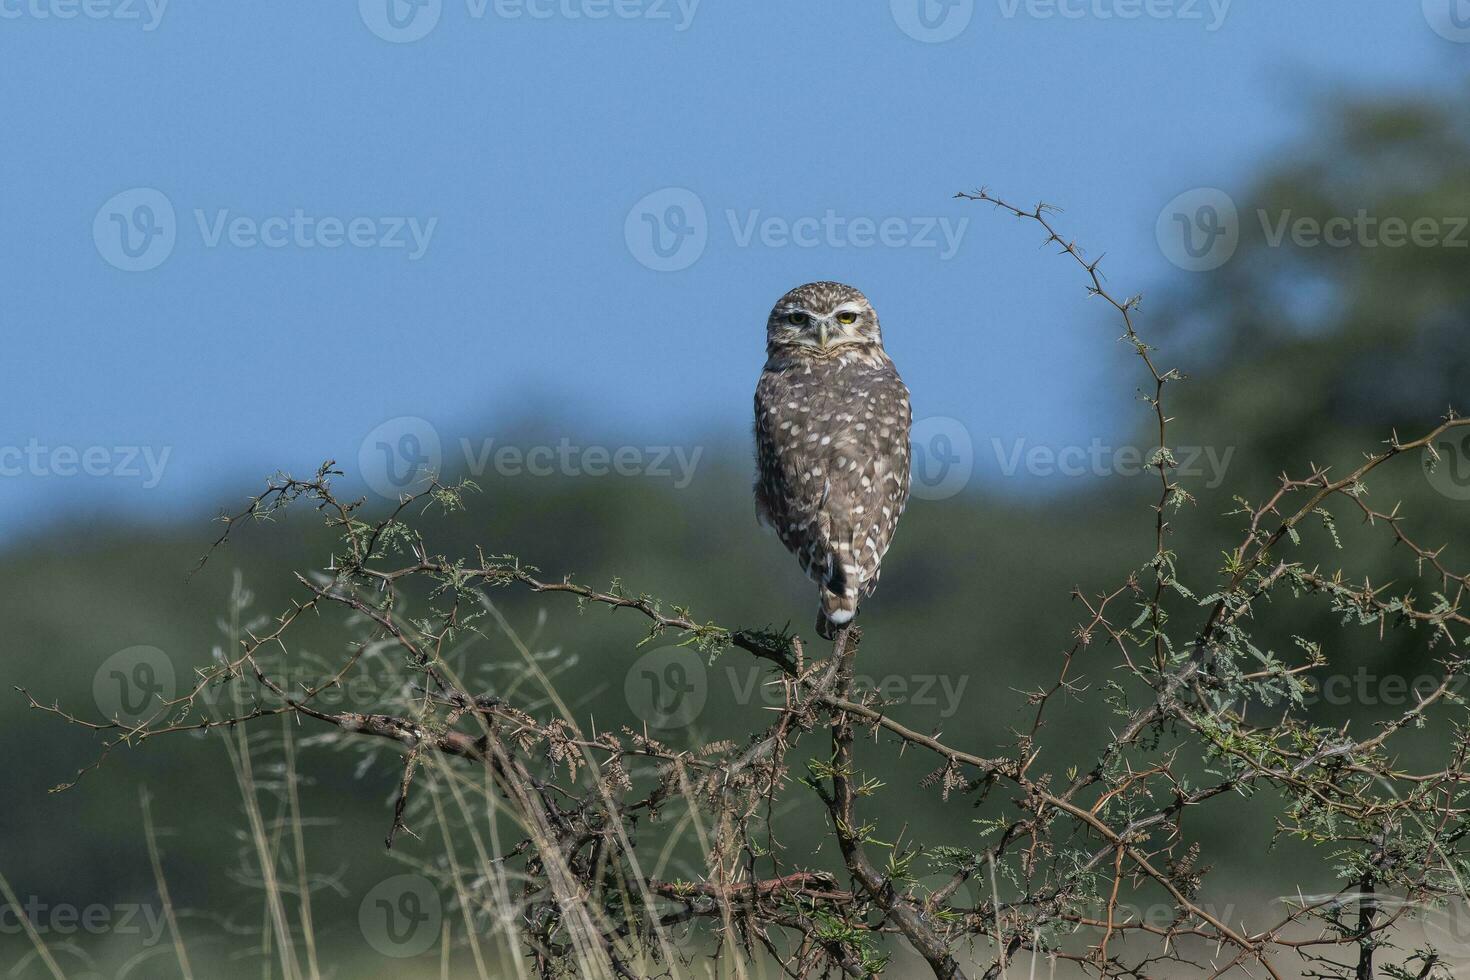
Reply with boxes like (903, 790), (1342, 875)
(753, 282), (912, 639)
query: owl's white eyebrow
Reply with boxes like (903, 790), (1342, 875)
(778, 304), (862, 319)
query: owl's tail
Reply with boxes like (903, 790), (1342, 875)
(816, 568), (860, 641)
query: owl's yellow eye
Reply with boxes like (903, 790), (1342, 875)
(787, 312), (809, 326)
(836, 311), (858, 325)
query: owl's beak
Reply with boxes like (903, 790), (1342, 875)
(818, 321), (831, 348)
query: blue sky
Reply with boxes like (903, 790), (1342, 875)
(1, 1), (1464, 536)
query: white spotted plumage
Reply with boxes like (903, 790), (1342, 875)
(753, 282), (912, 638)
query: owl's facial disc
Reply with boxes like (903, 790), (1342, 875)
(775, 303), (876, 353)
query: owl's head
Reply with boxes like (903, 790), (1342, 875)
(766, 281), (882, 356)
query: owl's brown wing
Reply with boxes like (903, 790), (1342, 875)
(807, 366), (912, 603)
(754, 371), (829, 564)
